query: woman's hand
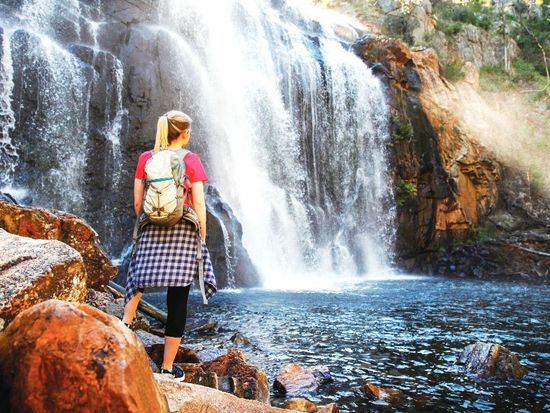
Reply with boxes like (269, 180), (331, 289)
(191, 181), (207, 239)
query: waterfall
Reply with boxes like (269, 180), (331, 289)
(0, 26), (16, 187)
(156, 0), (395, 288)
(0, 0), (395, 289)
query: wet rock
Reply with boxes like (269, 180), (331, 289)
(0, 300), (169, 413)
(205, 185), (260, 288)
(155, 374), (293, 412)
(457, 342), (528, 380)
(231, 331), (252, 346)
(311, 365), (333, 384)
(0, 229), (87, 324)
(273, 364), (318, 396)
(202, 348), (269, 403)
(189, 318), (219, 335)
(0, 201), (117, 289)
(361, 383), (404, 403)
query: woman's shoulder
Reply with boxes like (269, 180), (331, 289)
(139, 150), (154, 160)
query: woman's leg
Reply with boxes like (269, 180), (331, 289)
(122, 291), (143, 325)
(162, 285), (191, 370)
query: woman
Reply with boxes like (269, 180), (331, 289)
(122, 110), (216, 382)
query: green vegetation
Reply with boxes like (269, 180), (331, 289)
(442, 61), (466, 81)
(395, 179), (417, 207)
(391, 120), (414, 142)
(434, 0), (494, 31)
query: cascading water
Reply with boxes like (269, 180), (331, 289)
(0, 0), (127, 249)
(156, 0), (395, 288)
(0, 0), (395, 289)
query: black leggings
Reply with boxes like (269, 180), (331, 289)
(165, 285), (191, 337)
(137, 285), (190, 337)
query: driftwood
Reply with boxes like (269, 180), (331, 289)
(107, 281), (167, 324)
(514, 246), (550, 258)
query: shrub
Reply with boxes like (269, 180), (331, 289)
(442, 61), (465, 82)
(391, 120), (414, 142)
(395, 180), (417, 207)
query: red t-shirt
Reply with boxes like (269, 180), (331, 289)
(135, 150), (208, 205)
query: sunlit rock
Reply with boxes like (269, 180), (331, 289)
(0, 229), (87, 324)
(0, 201), (117, 289)
(457, 342), (528, 380)
(155, 374), (293, 413)
(202, 348), (269, 403)
(361, 383), (404, 403)
(0, 299), (169, 413)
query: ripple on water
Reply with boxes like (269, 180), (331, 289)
(145, 277), (550, 413)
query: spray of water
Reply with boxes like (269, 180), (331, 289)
(157, 0), (396, 289)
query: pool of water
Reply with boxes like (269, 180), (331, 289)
(147, 277), (550, 412)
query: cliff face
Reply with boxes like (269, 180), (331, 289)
(354, 36), (549, 277)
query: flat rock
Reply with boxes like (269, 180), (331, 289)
(273, 364), (319, 396)
(0, 299), (169, 413)
(155, 374), (297, 413)
(0, 229), (87, 323)
(0, 201), (117, 289)
(457, 342), (528, 380)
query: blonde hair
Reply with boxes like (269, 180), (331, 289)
(154, 110), (193, 153)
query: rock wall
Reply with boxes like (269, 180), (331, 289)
(354, 36), (498, 263)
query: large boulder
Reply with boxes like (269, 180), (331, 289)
(0, 201), (117, 289)
(0, 299), (169, 413)
(457, 342), (528, 380)
(155, 374), (296, 413)
(202, 348), (270, 404)
(0, 229), (87, 324)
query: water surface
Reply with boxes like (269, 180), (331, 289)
(148, 277), (550, 412)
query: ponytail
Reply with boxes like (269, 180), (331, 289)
(154, 111), (193, 153)
(154, 115), (169, 153)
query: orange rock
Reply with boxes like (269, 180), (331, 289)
(0, 229), (87, 324)
(202, 348), (269, 403)
(361, 383), (404, 403)
(0, 300), (169, 413)
(0, 201), (117, 289)
(457, 342), (528, 380)
(282, 398), (318, 412)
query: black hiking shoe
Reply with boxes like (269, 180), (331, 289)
(161, 365), (185, 382)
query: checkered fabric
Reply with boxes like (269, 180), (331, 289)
(125, 219), (217, 304)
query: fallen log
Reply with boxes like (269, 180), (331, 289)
(107, 281), (167, 324)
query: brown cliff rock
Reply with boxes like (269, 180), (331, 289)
(0, 201), (117, 289)
(354, 36), (501, 268)
(0, 299), (169, 413)
(457, 342), (528, 380)
(0, 229), (87, 324)
(155, 374), (297, 413)
(202, 348), (270, 403)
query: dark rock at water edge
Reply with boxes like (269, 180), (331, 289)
(457, 342), (528, 380)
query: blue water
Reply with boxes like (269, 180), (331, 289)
(147, 277), (550, 412)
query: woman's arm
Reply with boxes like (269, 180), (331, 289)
(191, 181), (207, 239)
(134, 179), (145, 216)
